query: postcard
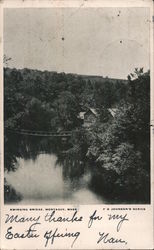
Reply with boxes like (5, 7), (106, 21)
(0, 0), (153, 249)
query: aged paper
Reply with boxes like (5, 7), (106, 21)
(0, 0), (153, 249)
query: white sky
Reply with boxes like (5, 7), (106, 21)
(4, 7), (150, 79)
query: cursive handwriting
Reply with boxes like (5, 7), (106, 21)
(5, 214), (40, 224)
(108, 213), (129, 232)
(97, 231), (127, 245)
(4, 211), (130, 247)
(88, 210), (102, 228)
(44, 210), (83, 223)
(5, 222), (40, 239)
(44, 228), (80, 248)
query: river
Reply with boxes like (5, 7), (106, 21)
(5, 134), (107, 204)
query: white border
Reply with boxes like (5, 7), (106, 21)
(0, 1), (153, 249)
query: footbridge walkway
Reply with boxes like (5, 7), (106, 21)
(4, 127), (72, 137)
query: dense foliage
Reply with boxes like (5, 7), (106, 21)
(4, 68), (127, 130)
(4, 67), (150, 203)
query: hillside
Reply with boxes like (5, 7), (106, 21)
(4, 67), (127, 84)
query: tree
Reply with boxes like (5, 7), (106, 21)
(53, 91), (80, 130)
(86, 69), (150, 202)
(20, 98), (52, 130)
(3, 55), (12, 67)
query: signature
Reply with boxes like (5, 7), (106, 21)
(97, 231), (127, 245)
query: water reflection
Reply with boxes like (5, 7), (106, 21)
(5, 153), (103, 204)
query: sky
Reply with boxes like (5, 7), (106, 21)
(4, 7), (150, 79)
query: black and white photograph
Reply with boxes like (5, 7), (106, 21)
(4, 6), (151, 205)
